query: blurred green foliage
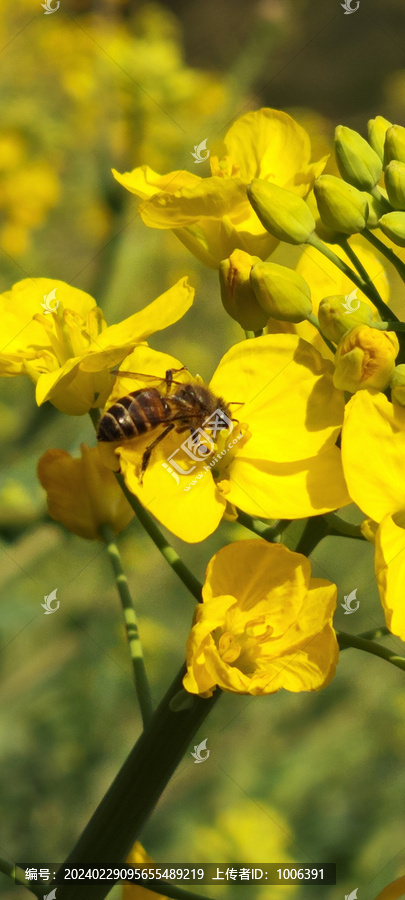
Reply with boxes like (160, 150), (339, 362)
(1, 1), (405, 899)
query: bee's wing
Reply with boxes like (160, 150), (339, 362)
(115, 369), (189, 388)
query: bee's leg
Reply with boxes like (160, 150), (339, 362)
(139, 423), (175, 484)
(164, 367), (188, 392)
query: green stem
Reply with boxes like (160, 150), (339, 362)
(340, 238), (385, 307)
(337, 631), (405, 672)
(100, 523), (153, 728)
(237, 509), (291, 542)
(363, 229), (405, 286)
(373, 321), (405, 333)
(115, 474), (203, 603)
(322, 512), (365, 539)
(294, 516), (329, 556)
(357, 625), (390, 641)
(0, 859), (41, 896)
(306, 313), (336, 354)
(54, 666), (220, 900)
(307, 233), (398, 321)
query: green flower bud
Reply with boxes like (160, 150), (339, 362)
(385, 160), (405, 210)
(318, 294), (374, 343)
(219, 249), (268, 331)
(384, 125), (405, 165)
(247, 179), (315, 245)
(379, 211), (405, 247)
(335, 125), (382, 191)
(390, 364), (405, 407)
(367, 116), (392, 161)
(361, 190), (389, 227)
(250, 262), (312, 323)
(314, 175), (368, 235)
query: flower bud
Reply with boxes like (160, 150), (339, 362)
(378, 211), (405, 247)
(314, 175), (368, 235)
(384, 124), (405, 165)
(219, 249), (268, 330)
(318, 294), (374, 343)
(334, 125), (382, 190)
(367, 116), (392, 161)
(384, 160), (405, 210)
(250, 262), (312, 323)
(389, 364), (405, 406)
(247, 179), (315, 245)
(361, 190), (388, 227)
(333, 325), (399, 393)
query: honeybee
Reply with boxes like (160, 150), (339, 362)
(97, 367), (237, 482)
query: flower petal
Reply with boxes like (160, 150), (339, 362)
(374, 514), (405, 641)
(226, 447), (350, 519)
(210, 334), (344, 463)
(138, 177), (248, 228)
(112, 165), (201, 199)
(223, 108), (312, 184)
(342, 391), (405, 521)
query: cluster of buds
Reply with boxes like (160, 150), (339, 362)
(219, 249), (312, 330)
(314, 119), (405, 243)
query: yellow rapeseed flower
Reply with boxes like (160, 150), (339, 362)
(333, 324), (399, 393)
(98, 336), (350, 542)
(113, 108), (328, 268)
(38, 444), (134, 541)
(0, 277), (194, 415)
(183, 540), (339, 697)
(342, 391), (405, 640)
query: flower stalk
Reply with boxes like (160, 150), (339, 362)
(100, 523), (153, 728)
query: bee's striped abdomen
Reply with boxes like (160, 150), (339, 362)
(97, 389), (172, 442)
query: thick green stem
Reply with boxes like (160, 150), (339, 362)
(115, 475), (203, 603)
(306, 313), (336, 354)
(0, 859), (41, 896)
(337, 631), (405, 672)
(236, 509), (291, 542)
(363, 229), (405, 286)
(307, 233), (398, 321)
(119, 882), (219, 900)
(294, 516), (329, 556)
(340, 238), (385, 307)
(357, 625), (390, 641)
(55, 666), (220, 900)
(100, 523), (153, 728)
(373, 321), (405, 333)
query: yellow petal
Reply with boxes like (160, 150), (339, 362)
(342, 392), (405, 521)
(210, 334), (344, 463)
(80, 277), (194, 372)
(112, 165), (201, 200)
(374, 514), (405, 640)
(37, 445), (134, 540)
(226, 447), (350, 519)
(223, 108), (312, 185)
(137, 176), (248, 228)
